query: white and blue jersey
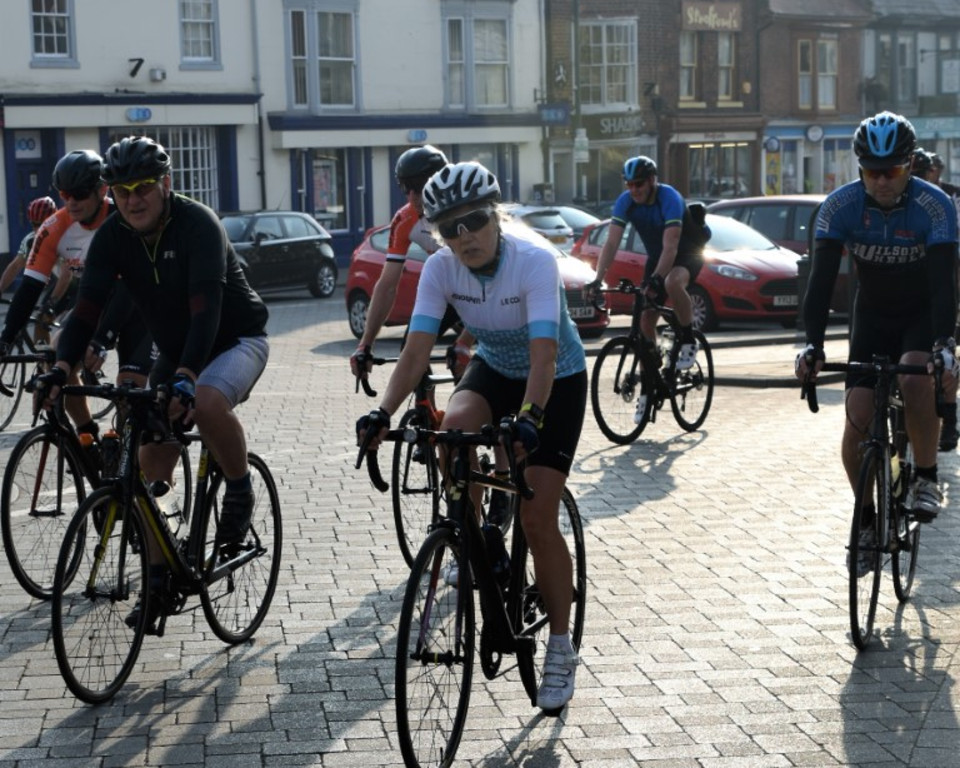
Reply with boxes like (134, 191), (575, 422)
(409, 225), (586, 380)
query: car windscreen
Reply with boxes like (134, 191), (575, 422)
(557, 207), (599, 231)
(220, 216), (247, 243)
(705, 215), (777, 252)
(521, 212), (570, 232)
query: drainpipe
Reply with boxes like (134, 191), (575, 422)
(250, 0), (267, 209)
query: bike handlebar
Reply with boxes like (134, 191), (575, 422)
(356, 354), (452, 398)
(801, 358), (944, 416)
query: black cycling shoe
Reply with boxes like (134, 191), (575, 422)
(125, 591), (163, 635)
(218, 489), (254, 544)
(939, 421), (958, 452)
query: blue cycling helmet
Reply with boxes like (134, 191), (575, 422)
(853, 111), (916, 169)
(623, 155), (657, 182)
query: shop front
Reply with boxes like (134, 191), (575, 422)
(911, 115), (960, 188)
(761, 123), (859, 196)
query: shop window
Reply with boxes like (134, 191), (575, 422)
(443, 2), (512, 109)
(823, 138), (854, 193)
(180, 0), (220, 68)
(284, 2), (357, 110)
(31, 0), (76, 67)
(578, 19), (637, 110)
(106, 127), (220, 211)
(688, 142), (751, 199)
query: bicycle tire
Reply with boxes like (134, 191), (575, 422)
(669, 330), (714, 431)
(514, 487), (587, 708)
(396, 526), (473, 768)
(892, 439), (920, 602)
(392, 408), (441, 568)
(0, 357), (25, 432)
(591, 336), (651, 444)
(1, 425), (87, 599)
(52, 487), (148, 703)
(199, 452), (282, 644)
(849, 446), (883, 651)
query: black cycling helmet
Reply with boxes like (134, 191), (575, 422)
(623, 155), (657, 182)
(52, 149), (103, 193)
(101, 136), (172, 185)
(853, 111), (917, 169)
(396, 145), (448, 192)
(931, 152), (945, 171)
(421, 161), (500, 222)
(911, 148), (933, 178)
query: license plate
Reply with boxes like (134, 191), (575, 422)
(774, 295), (798, 307)
(569, 306), (595, 319)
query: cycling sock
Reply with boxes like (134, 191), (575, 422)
(859, 502), (876, 527)
(147, 563), (167, 590)
(916, 465), (938, 482)
(76, 420), (99, 439)
(680, 325), (695, 343)
(225, 472), (252, 494)
(548, 632), (574, 654)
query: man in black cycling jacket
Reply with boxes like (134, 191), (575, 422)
(36, 136), (270, 626)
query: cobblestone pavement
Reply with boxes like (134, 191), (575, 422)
(2, 293), (959, 767)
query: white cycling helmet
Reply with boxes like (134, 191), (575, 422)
(421, 161), (501, 222)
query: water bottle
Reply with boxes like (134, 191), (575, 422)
(482, 522), (511, 587)
(150, 480), (184, 532)
(100, 429), (121, 478)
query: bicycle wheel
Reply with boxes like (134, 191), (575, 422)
(1, 426), (87, 599)
(892, 440), (920, 602)
(849, 446), (884, 651)
(669, 330), (714, 431)
(514, 487), (587, 708)
(199, 452), (282, 644)
(0, 357), (25, 432)
(396, 526), (473, 768)
(590, 336), (652, 444)
(392, 408), (442, 568)
(52, 487), (148, 704)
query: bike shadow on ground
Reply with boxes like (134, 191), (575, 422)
(839, 598), (959, 766)
(570, 427), (708, 526)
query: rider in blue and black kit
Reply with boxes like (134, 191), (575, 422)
(797, 112), (959, 565)
(588, 156), (708, 376)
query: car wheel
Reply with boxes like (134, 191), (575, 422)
(689, 286), (717, 332)
(309, 259), (338, 299)
(347, 291), (369, 339)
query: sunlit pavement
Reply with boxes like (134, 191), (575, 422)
(2, 291), (958, 767)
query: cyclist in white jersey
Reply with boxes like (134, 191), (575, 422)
(357, 161), (587, 713)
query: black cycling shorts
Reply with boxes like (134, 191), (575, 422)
(454, 356), (587, 475)
(644, 251), (703, 283)
(846, 309), (934, 389)
(115, 310), (157, 378)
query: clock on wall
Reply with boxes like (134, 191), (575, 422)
(805, 124), (824, 143)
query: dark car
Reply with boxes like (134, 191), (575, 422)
(346, 222), (608, 340)
(219, 211), (338, 298)
(707, 194), (850, 313)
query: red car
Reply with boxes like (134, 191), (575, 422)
(346, 223), (609, 339)
(571, 214), (800, 331)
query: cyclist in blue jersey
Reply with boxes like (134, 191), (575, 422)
(587, 156), (707, 377)
(357, 161), (586, 713)
(797, 112), (959, 573)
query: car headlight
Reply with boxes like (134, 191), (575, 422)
(708, 263), (757, 281)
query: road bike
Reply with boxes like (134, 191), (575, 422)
(802, 355), (942, 650)
(591, 279), (714, 444)
(1, 375), (192, 601)
(358, 355), (456, 568)
(48, 382), (281, 703)
(358, 419), (587, 767)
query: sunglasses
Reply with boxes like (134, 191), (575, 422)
(437, 208), (494, 240)
(111, 177), (160, 199)
(59, 187), (96, 202)
(861, 164), (910, 181)
(399, 177), (428, 195)
(626, 178), (651, 189)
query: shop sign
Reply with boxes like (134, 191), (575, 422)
(581, 112), (645, 140)
(538, 102), (570, 126)
(125, 107), (152, 123)
(573, 129), (590, 163)
(682, 1), (741, 31)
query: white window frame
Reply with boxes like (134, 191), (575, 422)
(798, 39), (813, 110)
(578, 19), (637, 111)
(680, 31), (698, 102)
(896, 33), (917, 104)
(442, 1), (513, 111)
(284, 0), (359, 111)
(30, 0), (77, 69)
(718, 32), (737, 101)
(179, 0), (221, 70)
(817, 39), (837, 110)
